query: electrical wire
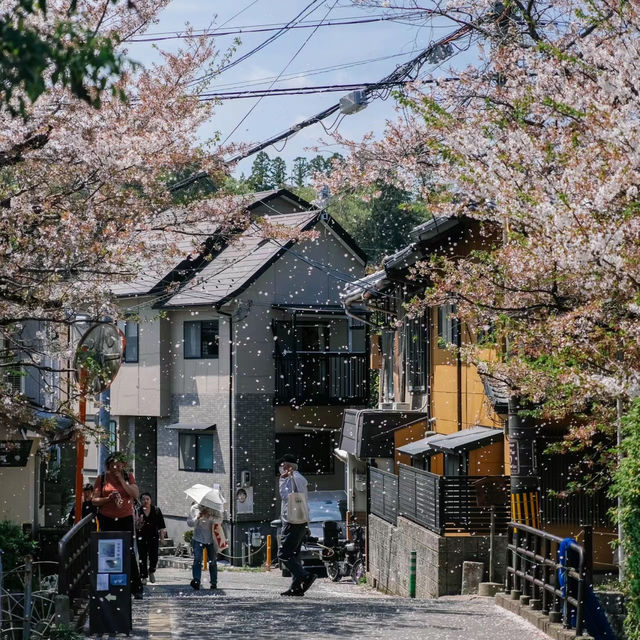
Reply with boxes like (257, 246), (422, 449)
(126, 11), (433, 43)
(188, 0), (326, 87)
(197, 48), (423, 92)
(198, 81), (409, 101)
(221, 0), (340, 147)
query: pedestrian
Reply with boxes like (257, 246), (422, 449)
(276, 453), (316, 597)
(136, 492), (166, 585)
(186, 503), (221, 590)
(91, 451), (144, 599)
(66, 483), (97, 526)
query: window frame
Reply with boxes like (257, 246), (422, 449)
(184, 320), (219, 360)
(178, 432), (214, 472)
(437, 303), (459, 348)
(405, 315), (427, 392)
(123, 319), (139, 363)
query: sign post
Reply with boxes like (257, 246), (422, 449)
(73, 323), (124, 523)
(89, 531), (132, 635)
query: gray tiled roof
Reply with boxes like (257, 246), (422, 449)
(111, 191), (293, 298)
(161, 210), (318, 307)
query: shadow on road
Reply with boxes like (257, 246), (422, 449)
(137, 583), (492, 639)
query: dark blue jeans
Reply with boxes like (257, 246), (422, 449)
(277, 522), (310, 587)
(192, 541), (217, 586)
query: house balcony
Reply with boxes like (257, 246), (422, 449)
(274, 352), (369, 406)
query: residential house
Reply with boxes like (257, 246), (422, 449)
(340, 216), (614, 598)
(108, 189), (369, 558)
(0, 323), (73, 530)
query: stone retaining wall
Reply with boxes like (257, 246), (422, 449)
(367, 514), (507, 598)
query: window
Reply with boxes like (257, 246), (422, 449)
(184, 320), (219, 359)
(437, 303), (459, 348)
(405, 315), (427, 392)
(2, 337), (22, 393)
(274, 431), (337, 475)
(381, 329), (395, 402)
(178, 432), (214, 472)
(124, 320), (139, 363)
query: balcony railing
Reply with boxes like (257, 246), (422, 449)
(370, 464), (510, 535)
(275, 352), (369, 405)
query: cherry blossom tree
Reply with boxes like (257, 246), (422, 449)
(0, 0), (248, 427)
(330, 0), (640, 468)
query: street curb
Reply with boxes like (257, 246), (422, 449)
(495, 592), (594, 640)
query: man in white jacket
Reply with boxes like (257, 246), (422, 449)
(277, 453), (316, 597)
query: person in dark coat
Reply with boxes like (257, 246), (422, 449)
(67, 483), (97, 526)
(136, 492), (166, 584)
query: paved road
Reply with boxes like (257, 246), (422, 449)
(90, 566), (549, 639)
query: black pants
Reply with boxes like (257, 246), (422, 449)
(97, 515), (143, 595)
(138, 535), (159, 579)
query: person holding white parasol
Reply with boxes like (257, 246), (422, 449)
(184, 484), (227, 590)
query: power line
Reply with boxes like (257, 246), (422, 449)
(221, 0), (340, 146)
(204, 48), (423, 91)
(169, 21), (476, 192)
(126, 11), (433, 43)
(197, 81), (410, 101)
(188, 0), (325, 87)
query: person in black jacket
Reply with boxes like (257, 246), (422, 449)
(136, 492), (166, 584)
(66, 483), (97, 526)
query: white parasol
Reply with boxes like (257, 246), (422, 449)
(184, 484), (226, 511)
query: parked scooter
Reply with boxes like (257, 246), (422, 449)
(321, 522), (365, 583)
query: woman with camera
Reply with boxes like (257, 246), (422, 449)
(92, 451), (144, 599)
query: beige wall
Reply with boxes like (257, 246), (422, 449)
(111, 303), (171, 417)
(167, 309), (230, 396)
(0, 427), (42, 526)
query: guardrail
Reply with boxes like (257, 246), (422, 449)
(58, 514), (96, 601)
(505, 521), (586, 637)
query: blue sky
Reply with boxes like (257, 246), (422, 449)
(127, 1), (467, 179)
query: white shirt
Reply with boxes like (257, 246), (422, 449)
(279, 471), (308, 523)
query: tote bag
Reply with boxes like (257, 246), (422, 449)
(286, 476), (309, 524)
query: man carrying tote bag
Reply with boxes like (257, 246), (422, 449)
(277, 453), (317, 597)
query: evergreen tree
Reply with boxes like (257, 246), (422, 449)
(329, 184), (423, 265)
(248, 151), (272, 191)
(290, 156), (310, 188)
(270, 156), (287, 188)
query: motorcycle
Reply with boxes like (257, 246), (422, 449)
(321, 522), (365, 583)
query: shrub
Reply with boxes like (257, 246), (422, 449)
(0, 520), (37, 590)
(184, 530), (193, 544)
(610, 397), (640, 640)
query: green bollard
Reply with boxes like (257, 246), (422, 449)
(409, 550), (417, 598)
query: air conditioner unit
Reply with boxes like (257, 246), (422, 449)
(392, 402), (411, 411)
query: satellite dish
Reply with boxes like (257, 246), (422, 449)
(73, 323), (125, 394)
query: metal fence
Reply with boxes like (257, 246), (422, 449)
(370, 465), (510, 535)
(506, 522), (586, 637)
(58, 514), (95, 602)
(369, 468), (398, 525)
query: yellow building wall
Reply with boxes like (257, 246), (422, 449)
(394, 420), (429, 471)
(468, 442), (504, 475)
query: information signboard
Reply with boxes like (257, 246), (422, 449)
(90, 531), (132, 635)
(0, 440), (33, 467)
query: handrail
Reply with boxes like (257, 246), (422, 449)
(58, 514), (96, 599)
(506, 521), (585, 637)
